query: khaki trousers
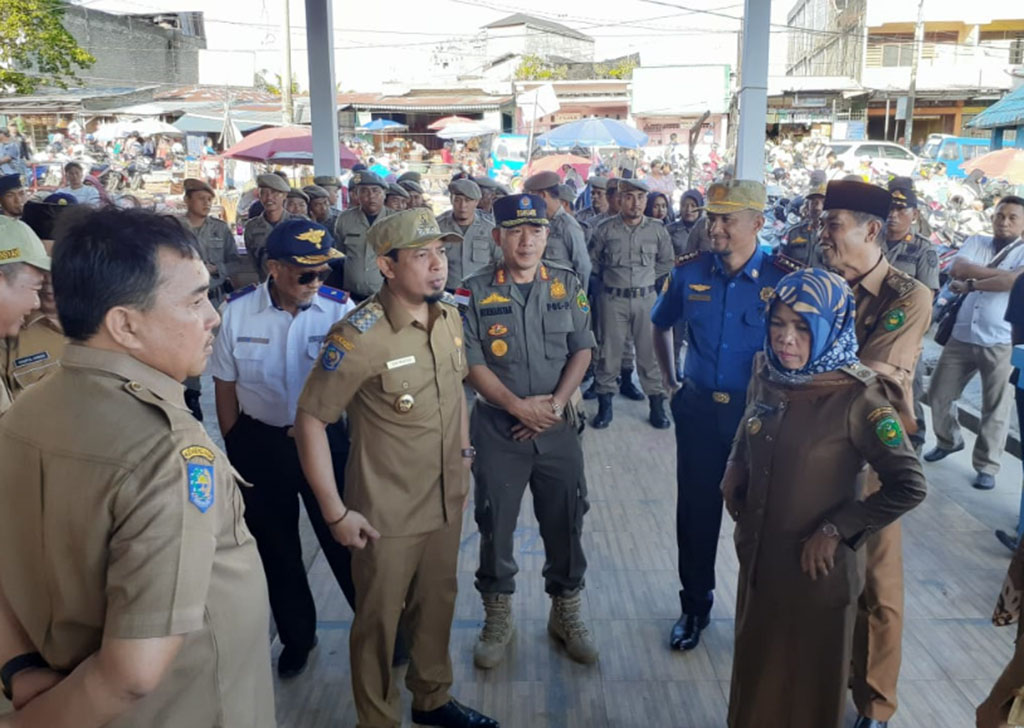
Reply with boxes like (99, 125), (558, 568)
(595, 292), (663, 395)
(350, 520), (462, 728)
(851, 469), (904, 721)
(928, 338), (1014, 475)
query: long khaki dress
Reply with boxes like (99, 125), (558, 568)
(723, 356), (927, 728)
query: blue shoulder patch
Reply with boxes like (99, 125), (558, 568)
(226, 283), (258, 303)
(187, 463), (215, 513)
(318, 285), (350, 304)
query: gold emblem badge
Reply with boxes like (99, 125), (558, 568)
(747, 417), (762, 435)
(712, 391), (731, 404)
(296, 229), (326, 248)
(394, 393), (415, 413)
(480, 292), (512, 305)
(550, 279), (567, 300)
(491, 339), (508, 357)
(688, 283), (711, 292)
(759, 287), (775, 303)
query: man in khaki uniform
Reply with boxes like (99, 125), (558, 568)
(244, 173), (294, 280)
(177, 179), (240, 308)
(285, 187), (310, 217)
(472, 176), (498, 221)
(294, 209), (498, 728)
(0, 208), (274, 727)
(385, 183), (410, 212)
(0, 217), (48, 415)
(462, 194), (597, 670)
(523, 171), (591, 282)
(576, 176), (608, 226)
(780, 179), (828, 268)
(303, 183), (333, 226)
(313, 175), (342, 229)
(819, 180), (932, 728)
(436, 178), (499, 289)
(589, 177), (674, 429)
(332, 170), (393, 301)
(397, 172), (428, 210)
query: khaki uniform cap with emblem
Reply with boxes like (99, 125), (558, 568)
(183, 178), (215, 196)
(367, 207), (463, 255)
(256, 173), (291, 193)
(448, 178), (481, 201)
(313, 175), (340, 189)
(702, 179), (766, 214)
(523, 171), (561, 192)
(302, 184), (329, 200)
(0, 216), (52, 271)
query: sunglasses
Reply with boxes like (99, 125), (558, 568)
(297, 269), (332, 285)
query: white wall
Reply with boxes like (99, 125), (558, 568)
(866, 0), (1018, 26)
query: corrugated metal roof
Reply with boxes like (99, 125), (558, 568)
(483, 13), (593, 43)
(336, 90), (512, 113)
(967, 84), (1024, 130)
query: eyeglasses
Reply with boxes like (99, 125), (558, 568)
(297, 269), (332, 285)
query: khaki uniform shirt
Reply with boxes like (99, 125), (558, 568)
(544, 208), (592, 282)
(179, 215), (241, 298)
(333, 206), (393, 299)
(3, 313), (65, 395)
(780, 220), (827, 269)
(590, 214), (675, 290)
(463, 262), (595, 398)
(0, 371), (10, 416)
(852, 256), (932, 429)
(883, 231), (940, 291)
(298, 284), (469, 537)
(435, 210), (499, 288)
(0, 345), (274, 728)
(243, 211), (293, 278)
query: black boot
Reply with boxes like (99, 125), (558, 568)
(582, 379), (599, 400)
(592, 394), (613, 429)
(619, 368), (645, 401)
(649, 395), (670, 429)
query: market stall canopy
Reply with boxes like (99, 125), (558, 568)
(963, 147), (1024, 184)
(94, 118), (183, 141)
(173, 113), (268, 135)
(436, 121), (500, 140)
(535, 117), (648, 149)
(268, 148), (360, 169)
(220, 125), (316, 163)
(358, 119), (408, 132)
(427, 115), (475, 130)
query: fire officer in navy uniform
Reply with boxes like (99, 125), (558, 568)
(208, 218), (357, 680)
(461, 193), (597, 670)
(651, 180), (800, 651)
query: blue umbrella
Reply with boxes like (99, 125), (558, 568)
(535, 117), (648, 149)
(358, 119), (407, 132)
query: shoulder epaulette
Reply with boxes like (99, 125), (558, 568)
(674, 251), (702, 267)
(840, 362), (877, 385)
(317, 285), (350, 304)
(464, 263), (499, 284)
(226, 283), (258, 303)
(344, 301), (384, 334)
(772, 254), (805, 273)
(884, 267), (918, 299)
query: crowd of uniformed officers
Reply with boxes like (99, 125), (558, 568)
(0, 163), (1020, 728)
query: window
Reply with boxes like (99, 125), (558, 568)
(939, 143), (959, 161)
(963, 144), (989, 160)
(882, 145), (913, 160)
(854, 144), (880, 157)
(829, 144), (851, 155)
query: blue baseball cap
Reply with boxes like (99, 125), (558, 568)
(492, 194), (549, 228)
(265, 219), (344, 267)
(0, 174), (23, 195)
(42, 192), (78, 206)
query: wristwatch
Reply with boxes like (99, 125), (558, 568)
(551, 400), (564, 416)
(461, 447), (476, 459)
(820, 521), (841, 540)
(1, 652), (48, 700)
(966, 278), (976, 292)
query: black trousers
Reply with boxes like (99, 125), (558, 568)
(225, 413), (355, 649)
(670, 383), (746, 618)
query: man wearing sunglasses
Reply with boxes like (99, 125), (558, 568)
(209, 218), (358, 681)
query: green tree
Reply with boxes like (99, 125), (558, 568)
(514, 54), (567, 81)
(0, 0), (95, 94)
(255, 70), (300, 96)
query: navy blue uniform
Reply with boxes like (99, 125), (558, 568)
(651, 247), (800, 617)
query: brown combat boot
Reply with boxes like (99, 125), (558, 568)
(473, 594), (514, 669)
(548, 592), (599, 664)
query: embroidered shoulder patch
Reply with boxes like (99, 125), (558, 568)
(346, 302), (384, 333)
(883, 308), (906, 331)
(181, 445), (215, 462)
(874, 416), (904, 449)
(317, 286), (350, 304)
(319, 333), (353, 371)
(576, 290), (590, 314)
(181, 445), (215, 513)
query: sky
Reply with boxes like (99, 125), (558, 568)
(70, 0), (795, 91)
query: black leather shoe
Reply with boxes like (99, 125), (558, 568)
(619, 369), (646, 401)
(278, 635), (318, 679)
(592, 394), (613, 429)
(669, 614), (709, 651)
(582, 380), (599, 400)
(412, 699), (499, 728)
(923, 443), (964, 462)
(649, 395), (670, 429)
(997, 529), (1019, 552)
(852, 717), (887, 728)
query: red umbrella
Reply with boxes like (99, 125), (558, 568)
(428, 115), (475, 131)
(221, 126), (360, 168)
(526, 153), (592, 179)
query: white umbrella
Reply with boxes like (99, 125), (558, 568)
(127, 118), (183, 137)
(436, 121), (499, 141)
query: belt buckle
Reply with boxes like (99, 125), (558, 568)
(712, 391), (731, 404)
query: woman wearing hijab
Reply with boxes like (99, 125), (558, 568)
(721, 268), (927, 728)
(667, 189), (707, 255)
(644, 191), (671, 223)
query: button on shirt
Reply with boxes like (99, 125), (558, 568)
(208, 282), (355, 427)
(651, 248), (793, 392)
(436, 209), (499, 288)
(952, 235), (1024, 347)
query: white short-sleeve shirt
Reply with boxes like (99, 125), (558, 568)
(952, 235), (1024, 347)
(56, 184), (101, 207)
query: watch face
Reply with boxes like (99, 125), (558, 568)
(823, 523), (839, 538)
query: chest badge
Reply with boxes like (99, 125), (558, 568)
(491, 339), (509, 357)
(883, 308), (906, 331)
(488, 323), (508, 337)
(688, 284), (711, 292)
(747, 417), (762, 435)
(759, 287), (776, 303)
(395, 393), (415, 414)
(480, 292), (511, 305)
(550, 278), (567, 300)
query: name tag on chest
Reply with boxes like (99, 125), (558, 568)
(236, 336), (270, 344)
(387, 356), (416, 370)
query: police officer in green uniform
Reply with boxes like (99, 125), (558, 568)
(244, 173), (294, 281)
(303, 184), (333, 226)
(436, 178), (499, 288)
(313, 176), (342, 229)
(332, 170), (393, 301)
(780, 179), (827, 268)
(523, 172), (591, 283)
(589, 177), (674, 429)
(883, 182), (939, 453)
(397, 172), (428, 210)
(576, 176), (608, 226)
(472, 176), (499, 221)
(462, 193), (597, 670)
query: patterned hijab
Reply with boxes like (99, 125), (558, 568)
(765, 268), (860, 385)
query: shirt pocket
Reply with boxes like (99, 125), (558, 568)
(543, 312), (574, 360)
(639, 240), (658, 267)
(742, 305), (767, 330)
(470, 237), (494, 263)
(545, 234), (569, 261)
(481, 320), (522, 365)
(380, 364), (435, 421)
(232, 342), (271, 383)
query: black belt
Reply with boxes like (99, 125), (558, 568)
(606, 285), (656, 298)
(681, 379), (745, 405)
(240, 412), (292, 434)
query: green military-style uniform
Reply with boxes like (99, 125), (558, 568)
(780, 219), (827, 269)
(333, 205), (393, 300)
(463, 260), (595, 597)
(179, 214), (240, 306)
(883, 231), (939, 292)
(435, 209), (499, 288)
(544, 207), (591, 282)
(243, 211), (293, 281)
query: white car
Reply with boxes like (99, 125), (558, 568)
(829, 141), (919, 178)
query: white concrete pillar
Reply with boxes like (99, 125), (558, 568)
(304, 0), (340, 177)
(735, 0), (771, 181)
